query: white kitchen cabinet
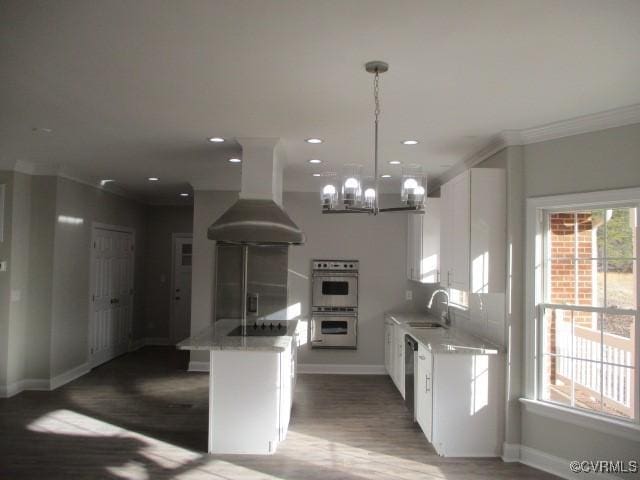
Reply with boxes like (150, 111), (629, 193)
(384, 320), (393, 375)
(428, 352), (503, 457)
(415, 343), (433, 441)
(440, 168), (505, 293)
(406, 197), (441, 283)
(440, 170), (470, 291)
(386, 321), (405, 397)
(469, 169), (506, 294)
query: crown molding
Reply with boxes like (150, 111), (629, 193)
(518, 103), (640, 145)
(434, 103), (640, 188)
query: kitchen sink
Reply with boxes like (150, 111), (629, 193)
(406, 321), (445, 329)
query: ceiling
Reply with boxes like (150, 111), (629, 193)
(1, 0), (639, 204)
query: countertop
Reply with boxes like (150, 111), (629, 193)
(177, 319), (299, 353)
(386, 312), (501, 355)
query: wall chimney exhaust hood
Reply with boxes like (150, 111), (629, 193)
(207, 138), (305, 245)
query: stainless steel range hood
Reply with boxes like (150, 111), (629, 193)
(207, 138), (305, 245)
(207, 198), (304, 245)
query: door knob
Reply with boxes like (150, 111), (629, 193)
(175, 297), (180, 300)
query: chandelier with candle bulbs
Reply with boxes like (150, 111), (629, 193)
(320, 61), (426, 215)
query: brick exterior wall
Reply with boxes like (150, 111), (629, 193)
(547, 213), (595, 384)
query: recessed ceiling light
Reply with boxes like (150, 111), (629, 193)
(306, 138), (323, 144)
(309, 159), (322, 164)
(402, 140), (418, 145)
(228, 158), (241, 163)
(148, 177), (159, 182)
(100, 179), (114, 186)
(312, 173), (321, 177)
(389, 160), (401, 165)
(179, 193), (190, 197)
(381, 174), (392, 178)
(208, 137), (225, 143)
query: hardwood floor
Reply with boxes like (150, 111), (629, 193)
(0, 347), (558, 479)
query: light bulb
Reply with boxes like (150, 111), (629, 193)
(403, 178), (418, 190)
(344, 177), (359, 189)
(414, 186), (425, 195)
(322, 184), (336, 195)
(364, 188), (376, 199)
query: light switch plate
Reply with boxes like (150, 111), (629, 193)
(405, 290), (413, 301)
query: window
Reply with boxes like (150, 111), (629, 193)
(534, 200), (638, 423)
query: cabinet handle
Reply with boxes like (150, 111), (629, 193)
(425, 374), (430, 393)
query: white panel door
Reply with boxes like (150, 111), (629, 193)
(91, 227), (134, 367)
(171, 236), (193, 342)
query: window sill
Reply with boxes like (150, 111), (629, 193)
(519, 398), (640, 442)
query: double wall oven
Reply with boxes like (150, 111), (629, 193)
(311, 260), (358, 349)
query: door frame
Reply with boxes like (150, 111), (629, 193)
(88, 222), (136, 368)
(170, 233), (193, 343)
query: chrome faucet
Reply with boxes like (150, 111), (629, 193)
(427, 288), (451, 326)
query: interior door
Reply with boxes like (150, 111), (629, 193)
(91, 227), (134, 367)
(172, 236), (193, 342)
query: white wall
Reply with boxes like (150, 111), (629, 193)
(189, 190), (413, 367)
(285, 192), (411, 367)
(0, 171), (13, 388)
(50, 177), (148, 377)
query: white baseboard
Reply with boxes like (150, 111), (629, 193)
(188, 361), (210, 372)
(297, 363), (386, 375)
(501, 442), (521, 462)
(504, 444), (619, 480)
(145, 337), (173, 346)
(50, 362), (91, 390)
(130, 337), (174, 351)
(0, 378), (49, 398)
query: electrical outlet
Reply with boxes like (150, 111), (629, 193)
(405, 290), (413, 301)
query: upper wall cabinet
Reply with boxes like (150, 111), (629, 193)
(440, 168), (506, 293)
(407, 197), (441, 283)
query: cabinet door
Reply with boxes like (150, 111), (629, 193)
(394, 326), (405, 397)
(384, 322), (393, 375)
(450, 171), (470, 291)
(415, 344), (433, 441)
(439, 182), (453, 286)
(421, 197), (440, 283)
(407, 215), (421, 281)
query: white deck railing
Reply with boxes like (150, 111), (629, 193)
(554, 313), (634, 416)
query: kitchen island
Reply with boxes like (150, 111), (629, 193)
(178, 319), (299, 454)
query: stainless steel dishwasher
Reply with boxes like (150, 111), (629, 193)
(405, 335), (418, 421)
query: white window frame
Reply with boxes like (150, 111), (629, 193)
(523, 187), (640, 438)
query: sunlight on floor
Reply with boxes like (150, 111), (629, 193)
(280, 430), (448, 480)
(26, 409), (291, 479)
(24, 409), (455, 480)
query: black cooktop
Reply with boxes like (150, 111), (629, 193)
(227, 322), (290, 337)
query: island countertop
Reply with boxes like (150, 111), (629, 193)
(177, 319), (300, 353)
(386, 311), (501, 355)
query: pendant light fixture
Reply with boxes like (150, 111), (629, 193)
(321, 61), (426, 215)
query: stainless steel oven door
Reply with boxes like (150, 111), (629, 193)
(311, 273), (358, 308)
(311, 314), (357, 349)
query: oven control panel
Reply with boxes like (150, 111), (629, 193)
(312, 260), (359, 271)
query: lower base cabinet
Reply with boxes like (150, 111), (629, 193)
(386, 325), (504, 457)
(415, 344), (433, 442)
